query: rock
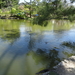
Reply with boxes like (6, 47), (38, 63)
(54, 56), (75, 75)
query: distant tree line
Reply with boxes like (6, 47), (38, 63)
(0, 0), (75, 22)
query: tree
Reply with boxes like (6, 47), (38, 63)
(33, 0), (75, 24)
(0, 0), (19, 8)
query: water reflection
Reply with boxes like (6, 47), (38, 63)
(61, 41), (75, 57)
(0, 20), (20, 44)
(62, 41), (75, 49)
(25, 48), (60, 75)
(0, 19), (75, 75)
(36, 48), (60, 68)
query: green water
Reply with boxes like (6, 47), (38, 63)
(0, 19), (75, 75)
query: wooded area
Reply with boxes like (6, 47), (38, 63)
(0, 0), (75, 23)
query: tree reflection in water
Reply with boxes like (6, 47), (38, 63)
(0, 23), (21, 75)
(61, 41), (75, 57)
(30, 48), (61, 69)
(61, 41), (75, 49)
(1, 29), (20, 44)
(0, 28), (20, 58)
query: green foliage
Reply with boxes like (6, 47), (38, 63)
(33, 2), (51, 25)
(16, 12), (25, 19)
(11, 8), (17, 14)
(32, 0), (75, 24)
(0, 9), (2, 13)
(0, 0), (75, 22)
(0, 0), (19, 8)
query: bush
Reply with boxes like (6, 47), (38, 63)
(0, 9), (2, 14)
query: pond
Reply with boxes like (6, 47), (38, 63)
(0, 19), (75, 75)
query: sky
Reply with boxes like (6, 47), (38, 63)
(19, 0), (31, 3)
(19, 0), (75, 6)
(19, 0), (72, 3)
